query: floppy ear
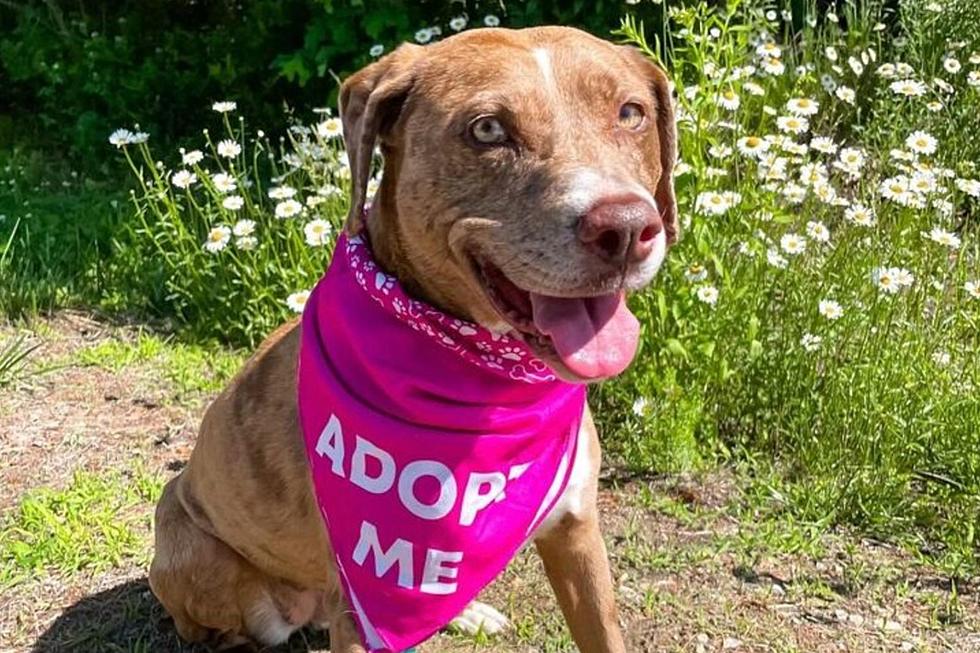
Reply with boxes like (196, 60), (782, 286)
(620, 47), (679, 244)
(339, 44), (424, 235)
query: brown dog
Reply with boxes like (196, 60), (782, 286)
(150, 25), (676, 652)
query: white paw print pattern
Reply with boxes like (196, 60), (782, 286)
(342, 234), (554, 383)
(499, 346), (525, 361)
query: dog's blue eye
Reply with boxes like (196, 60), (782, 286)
(470, 116), (508, 145)
(618, 102), (645, 130)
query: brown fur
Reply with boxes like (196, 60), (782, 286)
(150, 26), (676, 652)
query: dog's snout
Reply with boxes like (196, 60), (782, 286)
(577, 196), (662, 265)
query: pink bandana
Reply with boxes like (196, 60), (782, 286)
(297, 233), (587, 652)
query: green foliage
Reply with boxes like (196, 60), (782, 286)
(0, 467), (162, 588)
(0, 1), (669, 163)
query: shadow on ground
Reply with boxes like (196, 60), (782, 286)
(32, 577), (330, 653)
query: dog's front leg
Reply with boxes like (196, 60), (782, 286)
(535, 510), (626, 652)
(534, 413), (626, 653)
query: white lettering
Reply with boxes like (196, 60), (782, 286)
(351, 520), (414, 589)
(420, 548), (463, 595)
(315, 414), (345, 477)
(460, 472), (506, 526)
(350, 435), (395, 494)
(398, 460), (457, 520)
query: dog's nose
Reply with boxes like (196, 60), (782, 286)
(578, 196), (662, 265)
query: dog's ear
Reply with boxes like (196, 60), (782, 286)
(619, 47), (679, 244)
(339, 44), (424, 235)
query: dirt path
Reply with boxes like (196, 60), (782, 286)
(1, 315), (977, 652)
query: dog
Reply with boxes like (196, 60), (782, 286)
(150, 25), (677, 652)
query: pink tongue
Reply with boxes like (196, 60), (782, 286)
(529, 292), (640, 380)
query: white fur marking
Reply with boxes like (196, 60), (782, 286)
(450, 601), (511, 635)
(533, 48), (557, 94)
(534, 419), (593, 535)
(247, 594), (299, 646)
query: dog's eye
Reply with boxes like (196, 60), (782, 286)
(469, 116), (508, 145)
(618, 102), (645, 130)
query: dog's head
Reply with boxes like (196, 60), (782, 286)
(340, 26), (677, 382)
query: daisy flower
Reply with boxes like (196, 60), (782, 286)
(695, 191), (732, 215)
(965, 281), (980, 300)
(204, 225), (231, 252)
(780, 233), (806, 255)
(873, 267), (901, 293)
(761, 57), (786, 75)
(212, 101), (237, 113)
(484, 14), (500, 27)
(777, 115), (809, 134)
(926, 100), (943, 112)
(684, 263), (708, 282)
(449, 15), (467, 31)
(236, 235), (258, 251)
(756, 42), (782, 59)
(171, 169), (197, 189)
(217, 139), (241, 158)
(825, 46), (839, 62)
(876, 63), (897, 78)
(316, 118), (343, 139)
(108, 128), (134, 147)
(781, 183), (807, 204)
(910, 171), (938, 195)
(905, 131), (937, 155)
(709, 144), (733, 159)
(415, 28), (434, 43)
(275, 199), (304, 219)
(836, 147), (866, 170)
(848, 56), (865, 76)
(835, 86), (856, 104)
(895, 268), (915, 287)
(813, 181), (838, 204)
(955, 178), (980, 197)
(631, 397), (650, 417)
(182, 149), (204, 166)
(800, 333), (822, 352)
(799, 162), (828, 186)
(786, 97), (819, 116)
(845, 204), (876, 227)
(926, 227), (961, 249)
(696, 285), (719, 306)
(304, 219), (333, 247)
(286, 290), (311, 313)
(890, 79), (927, 97)
(717, 89), (741, 111)
(767, 248), (789, 269)
(232, 219), (256, 237)
(222, 195), (245, 211)
(809, 136), (838, 154)
(744, 81), (765, 96)
(806, 221), (831, 243)
(736, 135), (769, 157)
(268, 186), (297, 200)
(819, 299), (843, 320)
(211, 172), (237, 193)
(369, 44), (384, 58)
(968, 71), (980, 87)
(943, 57), (961, 74)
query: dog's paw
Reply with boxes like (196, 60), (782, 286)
(449, 601), (510, 636)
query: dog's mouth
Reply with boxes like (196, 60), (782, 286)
(474, 258), (640, 381)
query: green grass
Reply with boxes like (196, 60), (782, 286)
(77, 331), (246, 396)
(0, 466), (163, 588)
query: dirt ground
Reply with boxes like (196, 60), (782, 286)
(1, 315), (977, 653)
